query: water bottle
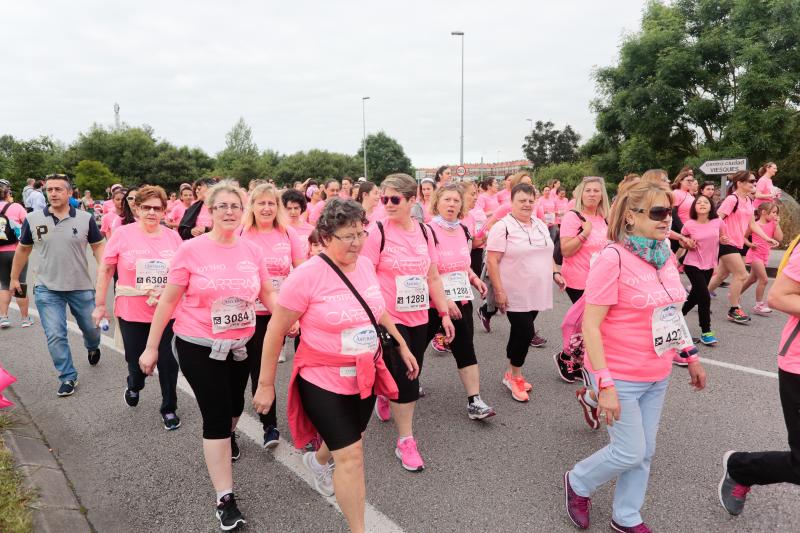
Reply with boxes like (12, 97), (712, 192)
(99, 318), (110, 331)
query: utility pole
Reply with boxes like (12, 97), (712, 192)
(362, 96), (370, 180)
(451, 31), (465, 165)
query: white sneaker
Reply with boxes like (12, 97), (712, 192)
(303, 451), (334, 497)
(0, 316), (10, 329)
(753, 302), (772, 316)
(20, 316), (34, 328)
(278, 351), (287, 363)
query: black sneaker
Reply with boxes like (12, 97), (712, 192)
(720, 281), (730, 288)
(215, 493), (245, 531)
(231, 432), (241, 462)
(162, 412), (181, 431)
(553, 352), (575, 383)
(57, 380), (77, 397)
(718, 450), (750, 515)
(88, 348), (101, 366)
(262, 426), (280, 449)
(124, 388), (139, 407)
(477, 305), (491, 333)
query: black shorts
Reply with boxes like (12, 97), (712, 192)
(297, 375), (376, 451)
(391, 323), (428, 404)
(0, 251), (27, 290)
(426, 302), (477, 369)
(719, 244), (746, 258)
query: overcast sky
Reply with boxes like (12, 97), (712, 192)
(1, 1), (647, 168)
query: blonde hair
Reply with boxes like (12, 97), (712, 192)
(429, 183), (468, 219)
(509, 171), (534, 191)
(381, 173), (418, 199)
(242, 183), (287, 232)
(205, 179), (245, 210)
(640, 169), (671, 191)
(573, 177), (610, 218)
(607, 182), (673, 242)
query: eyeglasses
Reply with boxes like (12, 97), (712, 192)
(631, 206), (671, 221)
(126, 196), (136, 202)
(332, 230), (369, 244)
(381, 195), (404, 205)
(212, 203), (243, 212)
(139, 205), (164, 213)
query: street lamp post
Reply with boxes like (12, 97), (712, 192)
(362, 96), (370, 180)
(451, 31), (464, 165)
(526, 118), (533, 135)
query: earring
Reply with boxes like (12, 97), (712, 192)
(625, 222), (634, 233)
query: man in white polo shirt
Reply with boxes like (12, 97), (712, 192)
(10, 174), (105, 397)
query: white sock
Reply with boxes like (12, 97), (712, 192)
(583, 390), (598, 408)
(216, 489), (232, 504)
(398, 435), (413, 444)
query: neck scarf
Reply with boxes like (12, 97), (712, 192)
(623, 235), (670, 269)
(432, 215), (461, 231)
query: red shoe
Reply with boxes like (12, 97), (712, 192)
(575, 387), (600, 430)
(564, 471), (591, 529)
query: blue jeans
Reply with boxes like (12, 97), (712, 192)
(569, 376), (669, 527)
(34, 285), (100, 383)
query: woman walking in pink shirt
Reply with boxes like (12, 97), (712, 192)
(742, 202), (782, 316)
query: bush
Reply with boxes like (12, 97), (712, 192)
(74, 160), (117, 196)
(534, 160), (600, 193)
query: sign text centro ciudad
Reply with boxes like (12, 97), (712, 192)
(699, 158), (748, 175)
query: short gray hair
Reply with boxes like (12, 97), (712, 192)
(316, 198), (368, 241)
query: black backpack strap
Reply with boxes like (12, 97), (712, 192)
(418, 221), (433, 245)
(0, 203), (11, 217)
(377, 221), (385, 253)
(460, 223), (472, 242)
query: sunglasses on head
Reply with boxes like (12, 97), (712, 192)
(631, 206), (671, 221)
(380, 195), (404, 205)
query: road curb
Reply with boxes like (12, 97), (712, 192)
(2, 388), (93, 533)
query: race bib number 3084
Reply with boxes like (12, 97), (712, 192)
(211, 296), (256, 334)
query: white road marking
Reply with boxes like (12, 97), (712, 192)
(699, 356), (778, 379)
(10, 303), (405, 533)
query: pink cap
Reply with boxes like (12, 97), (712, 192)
(306, 185), (319, 199)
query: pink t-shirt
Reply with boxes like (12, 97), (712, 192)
(361, 219), (438, 327)
(584, 244), (685, 382)
(746, 220), (776, 264)
(681, 218), (724, 270)
(239, 225), (305, 314)
(167, 234), (269, 339)
(754, 176), (774, 209)
(307, 200), (327, 225)
(0, 201), (26, 252)
(465, 207), (487, 244)
(427, 221), (473, 303)
(496, 189), (511, 206)
(536, 196), (558, 227)
(672, 189), (694, 223)
(567, 199), (576, 210)
(103, 200), (115, 215)
(366, 203), (386, 226)
(555, 198), (570, 224)
(486, 215), (553, 312)
(194, 204), (212, 231)
(100, 212), (119, 238)
(560, 211), (608, 290)
(289, 220), (315, 258)
(103, 223), (182, 322)
(477, 193), (499, 215)
(280, 255), (385, 394)
(777, 245), (800, 374)
(718, 194), (754, 248)
(167, 202), (188, 225)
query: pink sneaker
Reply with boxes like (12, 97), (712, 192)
(753, 302), (772, 316)
(395, 437), (425, 472)
(671, 352), (688, 367)
(374, 395), (391, 422)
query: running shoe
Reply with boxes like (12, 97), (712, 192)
(231, 432), (241, 462)
(571, 366), (585, 383)
(395, 437), (425, 472)
(418, 385), (426, 398)
(752, 302), (772, 316)
(430, 332), (450, 354)
(215, 493), (246, 531)
(304, 433), (322, 453)
(502, 372), (529, 402)
(20, 316), (34, 328)
(530, 333), (547, 348)
(727, 307), (750, 324)
(303, 451), (335, 496)
(610, 520), (652, 533)
(57, 380), (77, 397)
(0, 316), (10, 329)
(718, 450), (750, 515)
(553, 352), (575, 383)
(88, 348), (101, 366)
(124, 387), (139, 407)
(467, 396), (496, 420)
(700, 332), (718, 346)
(278, 351), (287, 363)
(162, 412), (181, 431)
(720, 281), (730, 288)
(575, 387), (600, 430)
(564, 471), (591, 529)
(374, 395), (391, 421)
(671, 352), (689, 367)
(263, 425), (280, 449)
(709, 290), (717, 298)
(477, 305), (491, 333)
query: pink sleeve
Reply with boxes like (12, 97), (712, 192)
(102, 230), (121, 265)
(585, 247), (621, 306)
(425, 226), (439, 266)
(680, 223), (690, 237)
(756, 178), (771, 195)
(486, 221), (508, 253)
(361, 224), (381, 267)
(278, 265), (311, 313)
(10, 204), (26, 224)
(718, 195), (736, 217)
(167, 244), (191, 286)
(560, 211), (581, 237)
(476, 195), (486, 210)
(535, 202), (544, 220)
(286, 226), (305, 263)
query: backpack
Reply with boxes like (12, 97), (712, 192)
(375, 220), (432, 252)
(0, 203), (19, 245)
(177, 200), (205, 241)
(552, 210), (587, 266)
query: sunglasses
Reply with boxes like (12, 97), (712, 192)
(380, 195), (404, 205)
(631, 206), (671, 221)
(747, 178), (757, 184)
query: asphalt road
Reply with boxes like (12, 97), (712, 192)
(3, 261), (799, 532)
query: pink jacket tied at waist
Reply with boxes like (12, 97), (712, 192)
(287, 341), (399, 449)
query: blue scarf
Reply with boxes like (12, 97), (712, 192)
(623, 235), (670, 269)
(432, 215), (462, 231)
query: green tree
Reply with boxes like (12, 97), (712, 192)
(535, 160), (599, 193)
(215, 117), (261, 181)
(275, 150), (361, 185)
(74, 160), (117, 196)
(0, 135), (66, 193)
(356, 131), (413, 181)
(522, 121), (581, 168)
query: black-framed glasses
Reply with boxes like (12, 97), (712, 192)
(332, 230), (369, 244)
(631, 206), (671, 221)
(139, 205), (164, 213)
(747, 178), (757, 184)
(381, 195), (404, 205)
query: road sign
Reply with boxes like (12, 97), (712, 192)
(455, 165), (467, 177)
(699, 158), (748, 175)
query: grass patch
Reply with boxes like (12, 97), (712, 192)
(0, 412), (34, 533)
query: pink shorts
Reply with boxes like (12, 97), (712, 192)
(745, 247), (769, 265)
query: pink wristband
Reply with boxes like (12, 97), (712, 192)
(594, 368), (615, 389)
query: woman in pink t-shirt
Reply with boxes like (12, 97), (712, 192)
(240, 183), (305, 446)
(742, 202), (782, 316)
(670, 168), (696, 225)
(0, 184), (32, 327)
(165, 184), (194, 229)
(93, 185), (183, 429)
(410, 178), (434, 223)
(708, 171), (779, 324)
(361, 173), (454, 473)
(308, 179), (341, 225)
(252, 199), (417, 532)
(462, 181), (488, 282)
(753, 161), (779, 209)
(536, 185), (559, 239)
(138, 181), (278, 530)
(424, 184), (494, 420)
(476, 177), (500, 216)
(280, 189), (315, 258)
(555, 187), (570, 224)
(355, 181), (384, 225)
(486, 182), (564, 403)
(100, 188), (125, 239)
(496, 173), (513, 206)
(565, 182), (706, 532)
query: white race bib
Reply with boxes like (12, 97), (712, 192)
(341, 325), (378, 355)
(270, 276), (286, 293)
(442, 271), (474, 301)
(651, 304), (693, 357)
(544, 212), (556, 225)
(211, 296), (256, 334)
(135, 259), (170, 290)
(394, 275), (429, 312)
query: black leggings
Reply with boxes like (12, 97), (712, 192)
(506, 311), (538, 367)
(118, 318), (179, 414)
(391, 323), (428, 404)
(682, 265), (713, 332)
(245, 314), (278, 430)
(425, 301), (478, 369)
(297, 375), (376, 451)
(175, 337), (250, 440)
(470, 248), (484, 279)
(565, 287), (584, 304)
